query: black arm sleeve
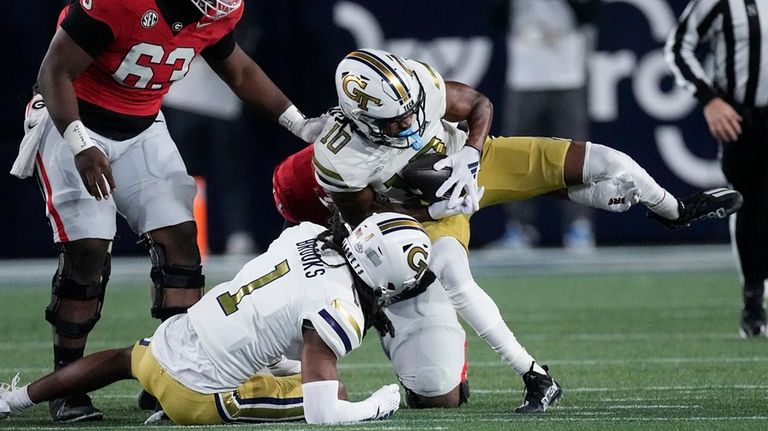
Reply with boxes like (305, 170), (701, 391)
(59, 1), (114, 58)
(201, 31), (237, 61)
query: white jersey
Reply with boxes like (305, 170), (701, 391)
(313, 59), (467, 203)
(153, 222), (365, 392)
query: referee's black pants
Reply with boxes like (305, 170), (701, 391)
(721, 107), (768, 312)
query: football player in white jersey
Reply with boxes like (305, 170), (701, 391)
(313, 48), (742, 412)
(0, 212), (432, 425)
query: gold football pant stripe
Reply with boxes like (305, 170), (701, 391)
(131, 340), (304, 424)
(216, 374), (304, 422)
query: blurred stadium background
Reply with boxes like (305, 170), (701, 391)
(2, 0), (730, 257)
(2, 1), (765, 429)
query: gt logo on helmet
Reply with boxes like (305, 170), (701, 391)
(342, 74), (382, 111)
(407, 246), (429, 275)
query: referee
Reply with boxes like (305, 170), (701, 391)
(666, 0), (768, 337)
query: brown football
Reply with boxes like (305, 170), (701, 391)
(400, 153), (452, 204)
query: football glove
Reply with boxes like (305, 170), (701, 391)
(433, 146), (481, 208)
(567, 175), (640, 213)
(428, 187), (485, 219)
(369, 384), (400, 420)
(279, 105), (328, 143)
(11, 93), (47, 179)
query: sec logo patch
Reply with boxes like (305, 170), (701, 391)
(141, 10), (158, 29)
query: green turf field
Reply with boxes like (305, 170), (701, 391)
(1, 262), (767, 430)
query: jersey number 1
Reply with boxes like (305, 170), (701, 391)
(216, 260), (290, 316)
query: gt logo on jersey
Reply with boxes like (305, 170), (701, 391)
(341, 74), (381, 111)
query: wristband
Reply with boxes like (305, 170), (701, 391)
(63, 120), (96, 155)
(278, 105), (305, 133)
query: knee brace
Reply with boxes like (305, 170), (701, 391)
(582, 142), (636, 182)
(583, 142), (666, 206)
(45, 244), (110, 338)
(140, 234), (205, 321)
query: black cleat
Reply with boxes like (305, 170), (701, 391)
(648, 188), (743, 230)
(49, 394), (103, 423)
(515, 364), (562, 413)
(740, 307), (767, 338)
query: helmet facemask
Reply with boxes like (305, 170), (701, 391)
(190, 0), (241, 20)
(354, 81), (427, 149)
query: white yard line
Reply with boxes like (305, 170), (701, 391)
(0, 245), (736, 286)
(3, 356), (767, 374)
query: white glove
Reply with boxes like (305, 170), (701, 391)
(24, 93), (47, 130)
(368, 384), (400, 420)
(433, 146), (481, 208)
(428, 187), (485, 219)
(279, 105), (328, 143)
(567, 175), (640, 212)
(266, 355), (301, 376)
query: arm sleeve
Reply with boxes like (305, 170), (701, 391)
(59, 1), (115, 58)
(664, 0), (723, 104)
(302, 380), (380, 424)
(201, 31), (237, 61)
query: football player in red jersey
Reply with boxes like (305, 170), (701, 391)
(272, 144), (334, 227)
(20, 0), (323, 422)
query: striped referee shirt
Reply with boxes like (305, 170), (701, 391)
(665, 0), (768, 108)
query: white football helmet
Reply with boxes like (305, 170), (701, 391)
(190, 0), (241, 20)
(342, 213), (431, 306)
(335, 49), (427, 149)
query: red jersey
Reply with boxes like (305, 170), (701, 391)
(272, 145), (332, 226)
(58, 0), (242, 116)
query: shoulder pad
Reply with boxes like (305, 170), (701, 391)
(306, 298), (364, 358)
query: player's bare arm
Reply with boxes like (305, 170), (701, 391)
(300, 324), (400, 424)
(207, 44), (325, 142)
(38, 28), (115, 199)
(300, 327), (341, 384)
(331, 188), (431, 227)
(206, 44), (292, 121)
(444, 81), (493, 153)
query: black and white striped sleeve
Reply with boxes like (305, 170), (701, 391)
(665, 0), (724, 104)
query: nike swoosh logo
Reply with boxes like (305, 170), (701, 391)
(196, 22), (212, 28)
(27, 122), (38, 130)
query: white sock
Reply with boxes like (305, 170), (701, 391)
(646, 190), (680, 220)
(480, 322), (546, 375)
(6, 385), (34, 414)
(431, 237), (546, 376)
(584, 142), (679, 219)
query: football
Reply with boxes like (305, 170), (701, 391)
(401, 153), (452, 203)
